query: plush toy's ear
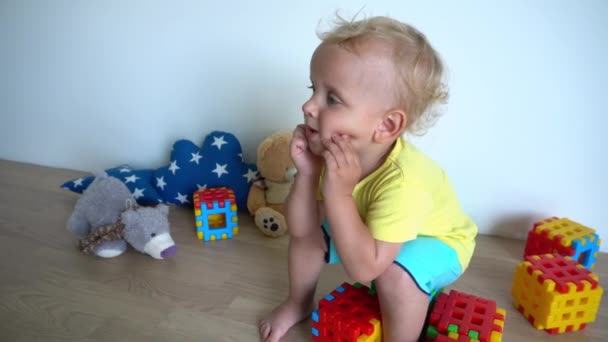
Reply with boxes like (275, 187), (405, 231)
(125, 199), (137, 210)
(157, 204), (170, 216)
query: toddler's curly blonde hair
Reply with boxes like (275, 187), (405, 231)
(319, 15), (448, 135)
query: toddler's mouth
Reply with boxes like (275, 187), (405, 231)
(305, 125), (319, 137)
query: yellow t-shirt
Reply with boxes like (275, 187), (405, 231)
(320, 137), (477, 270)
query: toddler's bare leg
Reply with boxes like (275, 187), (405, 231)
(258, 228), (326, 342)
(375, 263), (430, 342)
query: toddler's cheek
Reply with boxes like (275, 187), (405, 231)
(308, 140), (325, 156)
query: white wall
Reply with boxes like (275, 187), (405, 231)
(1, 1), (606, 251)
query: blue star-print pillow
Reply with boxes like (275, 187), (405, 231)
(61, 131), (258, 209)
(153, 131), (258, 208)
(61, 165), (163, 204)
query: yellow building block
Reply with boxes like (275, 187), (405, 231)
(447, 331), (459, 339)
(494, 308), (506, 329)
(356, 318), (382, 342)
(490, 330), (502, 342)
(536, 218), (595, 247)
(512, 254), (603, 334)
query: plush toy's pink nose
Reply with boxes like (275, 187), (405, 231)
(161, 245), (177, 259)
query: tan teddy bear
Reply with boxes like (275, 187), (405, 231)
(247, 131), (296, 237)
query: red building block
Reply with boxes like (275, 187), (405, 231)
(193, 187), (236, 210)
(426, 334), (471, 342)
(427, 290), (505, 342)
(312, 282), (382, 342)
(524, 217), (601, 270)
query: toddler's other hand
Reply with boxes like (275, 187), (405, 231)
(322, 135), (361, 198)
(290, 124), (322, 177)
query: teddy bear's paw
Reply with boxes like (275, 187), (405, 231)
(255, 207), (287, 238)
(95, 240), (128, 258)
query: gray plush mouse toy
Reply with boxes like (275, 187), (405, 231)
(66, 172), (177, 259)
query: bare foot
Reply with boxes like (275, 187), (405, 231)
(258, 299), (314, 342)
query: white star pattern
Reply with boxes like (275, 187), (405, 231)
(73, 178), (84, 187)
(175, 192), (190, 204)
(169, 160), (180, 175)
(238, 153), (243, 161)
(212, 163), (229, 178)
(243, 168), (258, 182)
(211, 135), (228, 150)
(119, 167), (131, 173)
(196, 184), (207, 191)
(156, 176), (167, 190)
(132, 188), (145, 199)
(125, 174), (140, 183)
(190, 152), (202, 164)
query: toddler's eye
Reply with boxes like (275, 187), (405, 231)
(327, 94), (340, 105)
(307, 84), (315, 92)
(150, 233), (157, 237)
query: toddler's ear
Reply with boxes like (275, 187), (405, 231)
(374, 109), (406, 143)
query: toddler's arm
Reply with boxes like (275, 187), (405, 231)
(285, 124), (325, 237)
(322, 135), (403, 282)
(325, 197), (402, 282)
(285, 173), (322, 238)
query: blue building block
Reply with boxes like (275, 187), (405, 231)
(193, 187), (239, 242)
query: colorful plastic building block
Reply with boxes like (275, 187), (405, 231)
(192, 187), (238, 241)
(425, 328), (475, 342)
(425, 290), (506, 342)
(524, 217), (601, 269)
(511, 253), (603, 334)
(312, 282), (382, 342)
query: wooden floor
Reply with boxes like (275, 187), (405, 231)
(0, 159), (606, 342)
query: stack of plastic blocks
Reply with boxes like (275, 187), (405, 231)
(425, 290), (506, 342)
(524, 217), (601, 270)
(192, 187), (238, 242)
(511, 253), (603, 334)
(312, 282), (382, 342)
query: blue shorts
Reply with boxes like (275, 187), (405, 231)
(322, 223), (462, 296)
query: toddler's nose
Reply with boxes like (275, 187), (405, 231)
(302, 99), (317, 117)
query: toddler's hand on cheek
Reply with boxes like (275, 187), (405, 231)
(321, 135), (361, 199)
(290, 124), (322, 176)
